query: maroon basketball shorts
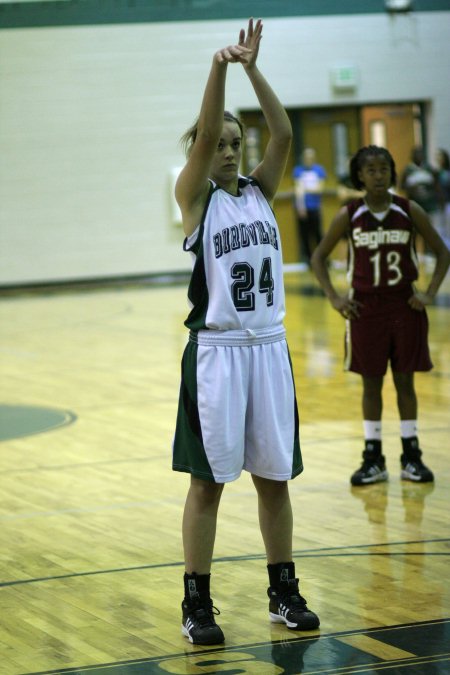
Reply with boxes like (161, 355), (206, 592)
(344, 287), (433, 377)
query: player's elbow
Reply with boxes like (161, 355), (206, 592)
(311, 247), (326, 270)
(278, 127), (293, 147)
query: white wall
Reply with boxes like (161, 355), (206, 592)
(1, 12), (449, 284)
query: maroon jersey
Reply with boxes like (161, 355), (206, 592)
(346, 195), (419, 293)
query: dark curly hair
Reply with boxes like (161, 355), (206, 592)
(180, 111), (244, 157)
(350, 145), (397, 189)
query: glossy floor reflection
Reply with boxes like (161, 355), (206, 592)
(43, 619), (450, 674)
(1, 270), (448, 674)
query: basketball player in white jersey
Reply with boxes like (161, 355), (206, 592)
(172, 19), (320, 645)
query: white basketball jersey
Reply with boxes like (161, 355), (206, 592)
(184, 177), (286, 331)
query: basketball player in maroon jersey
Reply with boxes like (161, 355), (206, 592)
(311, 145), (449, 486)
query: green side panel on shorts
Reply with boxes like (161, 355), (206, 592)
(172, 341), (215, 482)
(287, 346), (303, 478)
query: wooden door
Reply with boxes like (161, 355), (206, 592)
(361, 104), (418, 189)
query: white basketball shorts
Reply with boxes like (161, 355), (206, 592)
(172, 325), (303, 483)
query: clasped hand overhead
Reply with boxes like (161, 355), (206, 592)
(215, 18), (262, 67)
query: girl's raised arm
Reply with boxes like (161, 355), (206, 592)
(175, 39), (251, 236)
(242, 19), (293, 202)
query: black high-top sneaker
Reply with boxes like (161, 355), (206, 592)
(181, 592), (224, 645)
(351, 450), (388, 486)
(401, 449), (434, 483)
(268, 578), (320, 630)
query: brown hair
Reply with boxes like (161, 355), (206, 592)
(180, 111), (244, 157)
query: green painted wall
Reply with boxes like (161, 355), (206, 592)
(1, 0), (449, 29)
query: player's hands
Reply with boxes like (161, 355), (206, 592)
(408, 291), (433, 311)
(215, 42), (253, 65)
(214, 19), (262, 68)
(238, 18), (262, 69)
(331, 295), (362, 320)
(214, 19), (262, 67)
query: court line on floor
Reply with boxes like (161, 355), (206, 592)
(1, 422), (449, 475)
(1, 539), (448, 588)
(20, 618), (450, 675)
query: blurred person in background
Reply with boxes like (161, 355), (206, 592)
(401, 146), (440, 262)
(435, 148), (450, 246)
(293, 148), (326, 266)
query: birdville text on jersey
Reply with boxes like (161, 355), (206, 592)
(213, 220), (279, 259)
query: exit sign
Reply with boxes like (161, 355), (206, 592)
(331, 65), (358, 91)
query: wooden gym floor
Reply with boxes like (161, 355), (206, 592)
(0, 266), (449, 675)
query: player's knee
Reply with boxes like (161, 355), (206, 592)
(190, 477), (224, 505)
(393, 372), (415, 395)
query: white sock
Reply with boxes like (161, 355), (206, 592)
(363, 420), (382, 440)
(400, 420), (417, 439)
